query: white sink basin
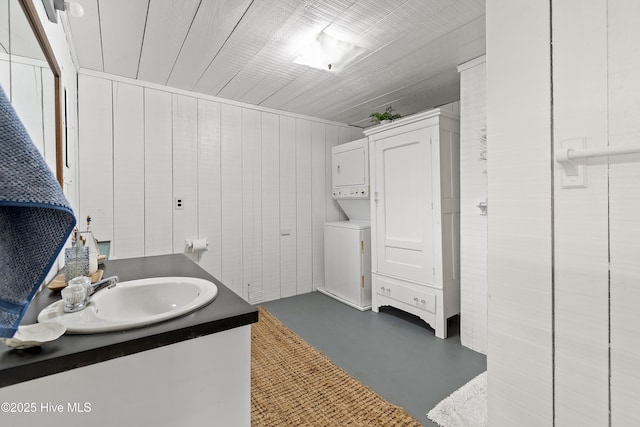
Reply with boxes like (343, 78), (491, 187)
(37, 277), (218, 333)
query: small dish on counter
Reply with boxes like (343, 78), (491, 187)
(1, 323), (66, 349)
(47, 269), (104, 292)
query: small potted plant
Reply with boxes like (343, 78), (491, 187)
(369, 106), (402, 124)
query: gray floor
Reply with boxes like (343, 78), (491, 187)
(261, 292), (486, 426)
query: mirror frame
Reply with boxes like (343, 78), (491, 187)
(18, 0), (63, 187)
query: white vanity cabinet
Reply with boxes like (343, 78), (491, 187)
(365, 109), (460, 339)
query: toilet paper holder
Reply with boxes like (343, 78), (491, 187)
(184, 239), (209, 253)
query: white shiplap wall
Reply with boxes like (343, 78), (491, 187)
(260, 112), (281, 302)
(77, 72), (362, 302)
(220, 104), (243, 296)
(486, 1), (553, 426)
(0, 55), (56, 180)
(144, 89), (173, 257)
(553, 2), (609, 425)
(606, 2), (640, 424)
(457, 56), (487, 355)
(112, 82), (145, 259)
(241, 107), (262, 302)
(197, 98), (222, 278)
(78, 76), (114, 244)
(295, 118), (313, 296)
(488, 0), (640, 425)
(171, 94), (199, 264)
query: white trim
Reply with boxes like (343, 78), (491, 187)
(317, 288), (371, 311)
(457, 55), (487, 73)
(0, 53), (49, 69)
(78, 68), (356, 128)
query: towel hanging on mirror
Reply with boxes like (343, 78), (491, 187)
(0, 84), (76, 338)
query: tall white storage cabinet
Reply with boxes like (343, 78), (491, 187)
(365, 109), (460, 339)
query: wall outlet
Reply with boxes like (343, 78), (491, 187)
(175, 197), (184, 210)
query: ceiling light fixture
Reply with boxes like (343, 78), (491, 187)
(43, 0), (85, 23)
(293, 32), (365, 72)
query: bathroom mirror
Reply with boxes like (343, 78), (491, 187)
(0, 0), (62, 186)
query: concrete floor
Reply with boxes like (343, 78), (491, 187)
(261, 291), (487, 426)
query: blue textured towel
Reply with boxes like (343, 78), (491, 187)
(0, 85), (75, 338)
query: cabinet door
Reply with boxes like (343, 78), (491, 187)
(375, 128), (435, 284)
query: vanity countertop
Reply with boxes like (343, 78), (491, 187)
(0, 254), (258, 388)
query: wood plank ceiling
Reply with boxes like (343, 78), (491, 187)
(66, 0), (485, 127)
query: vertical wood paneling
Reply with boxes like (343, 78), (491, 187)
(98, 0), (147, 78)
(78, 73), (358, 303)
(41, 70), (55, 174)
(486, 1), (553, 426)
(197, 99), (222, 278)
(296, 119), (313, 294)
(137, 0), (201, 84)
(172, 94), (198, 261)
(242, 108), (263, 303)
(112, 82), (145, 259)
(169, 0), (254, 91)
(11, 63), (43, 153)
(338, 126), (353, 221)
(279, 115), (297, 298)
(221, 104), (243, 296)
(144, 88), (173, 256)
(78, 75), (113, 243)
(64, 74), (80, 215)
(351, 127), (364, 141)
(458, 58), (488, 354)
(325, 125), (341, 222)
(67, 0), (103, 71)
(339, 127), (353, 144)
(608, 2), (640, 424)
(552, 2), (610, 425)
(2, 61), (55, 175)
(261, 112), (280, 301)
(311, 122), (327, 291)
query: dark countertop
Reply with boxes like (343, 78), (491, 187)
(0, 254), (258, 388)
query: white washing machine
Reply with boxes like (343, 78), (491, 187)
(323, 221), (371, 310)
(320, 138), (372, 310)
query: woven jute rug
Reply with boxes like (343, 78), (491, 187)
(251, 306), (423, 426)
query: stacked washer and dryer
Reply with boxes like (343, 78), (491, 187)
(320, 138), (372, 311)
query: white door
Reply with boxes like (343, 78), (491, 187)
(375, 128), (435, 284)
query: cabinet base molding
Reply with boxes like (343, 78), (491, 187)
(372, 273), (459, 339)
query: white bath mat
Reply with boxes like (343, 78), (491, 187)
(427, 371), (487, 427)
